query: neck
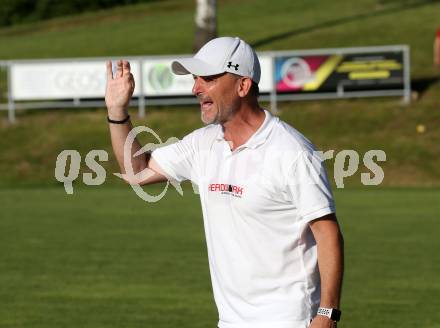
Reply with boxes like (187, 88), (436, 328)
(222, 104), (265, 150)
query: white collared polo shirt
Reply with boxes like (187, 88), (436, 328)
(152, 110), (335, 328)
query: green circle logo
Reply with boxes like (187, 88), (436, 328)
(148, 64), (173, 91)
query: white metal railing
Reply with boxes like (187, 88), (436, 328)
(0, 45), (411, 123)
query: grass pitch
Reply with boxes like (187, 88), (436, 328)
(0, 1), (439, 326)
(1, 0), (439, 187)
(0, 186), (439, 328)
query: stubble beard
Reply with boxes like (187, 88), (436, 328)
(201, 109), (219, 125)
(201, 101), (239, 126)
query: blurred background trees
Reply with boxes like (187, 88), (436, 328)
(0, 0), (156, 26)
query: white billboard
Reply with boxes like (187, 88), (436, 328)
(142, 55), (273, 96)
(258, 56), (273, 93)
(10, 55), (273, 101)
(142, 59), (194, 96)
(11, 61), (141, 100)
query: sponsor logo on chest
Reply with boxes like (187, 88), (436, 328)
(208, 183), (244, 198)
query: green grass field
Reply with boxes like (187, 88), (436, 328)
(1, 100), (439, 187)
(1, 0), (440, 186)
(1, 186), (439, 328)
(1, 0), (440, 327)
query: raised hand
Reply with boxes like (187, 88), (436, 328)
(105, 60), (135, 120)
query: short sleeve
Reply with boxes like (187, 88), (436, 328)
(151, 131), (199, 184)
(287, 150), (335, 222)
(437, 27), (440, 38)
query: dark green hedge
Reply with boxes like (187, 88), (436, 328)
(0, 0), (155, 27)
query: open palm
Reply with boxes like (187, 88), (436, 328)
(105, 60), (135, 117)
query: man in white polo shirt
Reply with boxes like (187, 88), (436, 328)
(105, 37), (344, 328)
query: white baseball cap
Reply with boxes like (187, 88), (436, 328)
(171, 36), (261, 84)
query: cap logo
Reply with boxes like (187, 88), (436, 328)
(227, 61), (239, 71)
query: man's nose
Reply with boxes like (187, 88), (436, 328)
(192, 77), (203, 95)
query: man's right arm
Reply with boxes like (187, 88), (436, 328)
(105, 59), (168, 185)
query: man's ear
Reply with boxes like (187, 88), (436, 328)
(236, 77), (253, 98)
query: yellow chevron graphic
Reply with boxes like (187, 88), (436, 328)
(303, 55), (343, 91)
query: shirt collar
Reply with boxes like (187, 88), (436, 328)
(215, 109), (277, 149)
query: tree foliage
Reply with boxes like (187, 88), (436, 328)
(0, 0), (155, 27)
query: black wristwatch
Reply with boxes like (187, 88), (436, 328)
(317, 307), (341, 322)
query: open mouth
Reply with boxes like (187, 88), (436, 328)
(200, 99), (213, 111)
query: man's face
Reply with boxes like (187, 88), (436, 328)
(192, 73), (241, 125)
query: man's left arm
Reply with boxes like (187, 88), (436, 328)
(309, 213), (344, 328)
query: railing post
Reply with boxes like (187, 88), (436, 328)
(402, 45), (411, 105)
(270, 56), (278, 114)
(138, 59), (146, 118)
(7, 63), (16, 123)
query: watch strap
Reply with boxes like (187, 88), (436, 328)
(317, 307), (341, 322)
